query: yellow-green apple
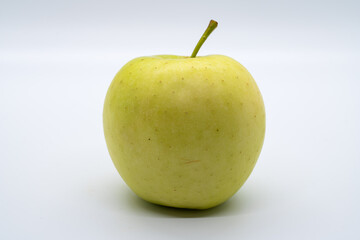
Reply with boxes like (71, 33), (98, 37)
(103, 20), (265, 209)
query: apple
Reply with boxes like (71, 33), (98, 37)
(103, 20), (265, 209)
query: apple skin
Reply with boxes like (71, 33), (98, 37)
(103, 55), (265, 209)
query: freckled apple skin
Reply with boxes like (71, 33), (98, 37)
(103, 55), (265, 209)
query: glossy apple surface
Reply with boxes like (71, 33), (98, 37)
(103, 55), (265, 209)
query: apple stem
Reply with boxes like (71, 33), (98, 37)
(190, 20), (218, 58)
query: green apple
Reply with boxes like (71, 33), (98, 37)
(103, 20), (265, 209)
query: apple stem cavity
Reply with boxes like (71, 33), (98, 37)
(190, 20), (218, 58)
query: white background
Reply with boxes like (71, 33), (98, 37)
(1, 0), (359, 239)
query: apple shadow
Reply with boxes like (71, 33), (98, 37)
(126, 193), (245, 218)
(102, 178), (260, 218)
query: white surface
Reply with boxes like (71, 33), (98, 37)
(1, 0), (360, 239)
